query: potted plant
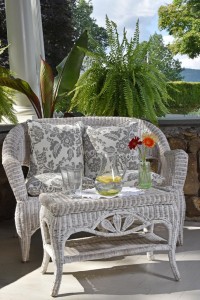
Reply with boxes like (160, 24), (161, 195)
(70, 17), (171, 123)
(0, 31), (88, 119)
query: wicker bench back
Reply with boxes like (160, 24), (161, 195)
(5, 117), (170, 172)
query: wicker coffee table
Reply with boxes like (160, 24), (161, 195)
(39, 187), (181, 297)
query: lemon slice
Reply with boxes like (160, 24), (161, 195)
(98, 189), (121, 196)
(96, 175), (122, 184)
(113, 176), (122, 183)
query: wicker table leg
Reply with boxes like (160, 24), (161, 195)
(41, 250), (50, 274)
(168, 249), (180, 281)
(50, 218), (66, 297)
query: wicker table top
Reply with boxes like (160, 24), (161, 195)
(39, 187), (178, 216)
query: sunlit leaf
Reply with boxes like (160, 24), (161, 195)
(40, 58), (54, 117)
(0, 77), (42, 118)
(54, 30), (88, 100)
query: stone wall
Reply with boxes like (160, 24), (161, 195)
(1, 120), (200, 221)
(159, 118), (200, 220)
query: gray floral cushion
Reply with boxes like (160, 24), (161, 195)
(26, 170), (165, 196)
(26, 173), (95, 196)
(123, 170), (165, 187)
(27, 121), (84, 178)
(83, 122), (139, 179)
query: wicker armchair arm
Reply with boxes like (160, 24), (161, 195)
(2, 155), (28, 202)
(163, 149), (188, 189)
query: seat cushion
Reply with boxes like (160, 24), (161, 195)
(83, 121), (139, 179)
(26, 173), (95, 196)
(27, 121), (84, 178)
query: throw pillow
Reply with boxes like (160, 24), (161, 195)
(27, 121), (83, 178)
(83, 121), (138, 179)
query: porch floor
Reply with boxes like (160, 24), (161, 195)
(0, 220), (200, 300)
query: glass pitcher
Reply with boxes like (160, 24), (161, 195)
(95, 153), (127, 196)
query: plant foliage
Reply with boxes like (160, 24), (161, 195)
(72, 0), (108, 52)
(70, 17), (171, 123)
(158, 0), (200, 58)
(0, 31), (88, 118)
(40, 0), (76, 74)
(0, 43), (17, 124)
(148, 33), (183, 81)
(167, 81), (200, 114)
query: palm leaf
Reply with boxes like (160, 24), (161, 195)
(40, 58), (54, 117)
(0, 77), (42, 118)
(54, 30), (88, 100)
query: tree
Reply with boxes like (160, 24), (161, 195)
(0, 0), (76, 73)
(72, 0), (108, 51)
(0, 0), (9, 68)
(0, 45), (17, 123)
(0, 0), (107, 73)
(148, 33), (183, 81)
(158, 0), (200, 58)
(40, 0), (76, 74)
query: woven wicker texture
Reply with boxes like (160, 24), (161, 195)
(2, 117), (188, 262)
(39, 188), (181, 296)
(40, 188), (177, 216)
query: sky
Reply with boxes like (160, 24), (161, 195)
(91, 0), (200, 70)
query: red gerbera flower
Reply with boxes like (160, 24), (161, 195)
(128, 136), (142, 150)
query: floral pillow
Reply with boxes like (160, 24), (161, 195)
(27, 121), (84, 178)
(83, 122), (139, 179)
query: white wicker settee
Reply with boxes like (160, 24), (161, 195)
(2, 116), (188, 262)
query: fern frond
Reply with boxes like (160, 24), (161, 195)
(71, 17), (171, 123)
(0, 87), (18, 123)
(123, 78), (134, 116)
(133, 19), (140, 46)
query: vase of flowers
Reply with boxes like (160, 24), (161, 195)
(128, 133), (158, 189)
(138, 160), (152, 189)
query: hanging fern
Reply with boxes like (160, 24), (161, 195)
(70, 17), (171, 123)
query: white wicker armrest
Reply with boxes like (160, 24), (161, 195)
(2, 155), (29, 202)
(163, 149), (188, 189)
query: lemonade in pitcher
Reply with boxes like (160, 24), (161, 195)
(95, 153), (126, 196)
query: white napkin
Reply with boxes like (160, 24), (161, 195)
(81, 187), (144, 199)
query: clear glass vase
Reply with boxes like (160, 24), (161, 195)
(138, 160), (152, 189)
(95, 153), (126, 196)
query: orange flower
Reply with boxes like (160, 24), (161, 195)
(128, 133), (158, 163)
(142, 133), (157, 148)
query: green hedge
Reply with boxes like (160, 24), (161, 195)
(167, 81), (200, 114)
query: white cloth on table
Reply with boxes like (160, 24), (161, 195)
(81, 187), (144, 199)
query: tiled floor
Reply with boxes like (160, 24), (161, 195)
(0, 220), (200, 300)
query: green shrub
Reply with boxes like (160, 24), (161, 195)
(167, 81), (200, 114)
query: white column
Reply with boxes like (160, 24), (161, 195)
(5, 0), (45, 122)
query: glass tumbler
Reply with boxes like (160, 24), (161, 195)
(60, 166), (83, 198)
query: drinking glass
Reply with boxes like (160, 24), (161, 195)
(60, 166), (83, 198)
